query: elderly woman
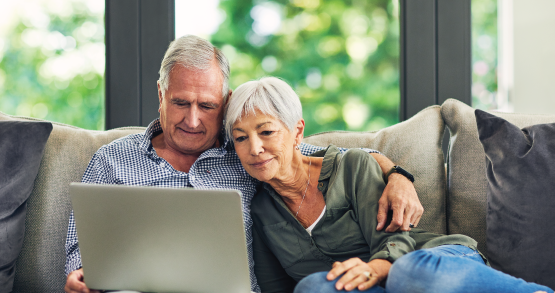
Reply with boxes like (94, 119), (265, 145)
(225, 77), (553, 293)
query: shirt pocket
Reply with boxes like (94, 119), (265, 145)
(262, 221), (305, 269)
(321, 207), (367, 250)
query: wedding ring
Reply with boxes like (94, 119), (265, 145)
(409, 223), (415, 228)
(362, 271), (371, 280)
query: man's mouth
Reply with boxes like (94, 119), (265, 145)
(177, 128), (204, 135)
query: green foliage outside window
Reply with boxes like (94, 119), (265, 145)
(471, 0), (498, 110)
(0, 0), (105, 130)
(210, 0), (400, 136)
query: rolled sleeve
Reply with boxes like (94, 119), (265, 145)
(369, 233), (416, 263)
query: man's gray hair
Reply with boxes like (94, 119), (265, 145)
(158, 35), (230, 101)
(225, 77), (302, 140)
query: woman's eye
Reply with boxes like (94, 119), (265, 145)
(235, 136), (246, 143)
(261, 131), (273, 136)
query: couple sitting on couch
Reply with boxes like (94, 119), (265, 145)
(64, 35), (552, 293)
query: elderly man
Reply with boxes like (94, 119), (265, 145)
(64, 35), (423, 293)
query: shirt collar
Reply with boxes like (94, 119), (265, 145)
(317, 145), (341, 181)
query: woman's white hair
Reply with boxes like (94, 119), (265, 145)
(158, 35), (230, 101)
(225, 77), (303, 140)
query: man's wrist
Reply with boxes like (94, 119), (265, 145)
(383, 166), (414, 184)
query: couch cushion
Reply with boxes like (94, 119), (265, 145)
(0, 121), (52, 293)
(303, 105), (447, 234)
(476, 109), (555, 289)
(441, 99), (555, 256)
(0, 112), (145, 292)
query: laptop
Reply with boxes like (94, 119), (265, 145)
(69, 182), (252, 293)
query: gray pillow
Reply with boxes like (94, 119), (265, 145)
(475, 109), (555, 289)
(0, 121), (52, 293)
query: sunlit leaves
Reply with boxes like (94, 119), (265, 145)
(212, 0), (400, 135)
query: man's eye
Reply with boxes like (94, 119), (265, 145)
(201, 104), (216, 110)
(235, 136), (246, 143)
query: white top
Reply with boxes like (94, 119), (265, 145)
(306, 205), (326, 236)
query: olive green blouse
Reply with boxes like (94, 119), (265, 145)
(251, 146), (483, 293)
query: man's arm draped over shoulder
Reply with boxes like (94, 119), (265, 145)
(299, 143), (423, 232)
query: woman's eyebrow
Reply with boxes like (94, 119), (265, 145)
(256, 122), (272, 129)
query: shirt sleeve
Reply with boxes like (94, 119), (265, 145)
(252, 223), (297, 293)
(299, 142), (380, 156)
(65, 150), (116, 276)
(341, 149), (416, 263)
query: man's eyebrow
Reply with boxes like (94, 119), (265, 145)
(200, 101), (219, 108)
(170, 97), (189, 103)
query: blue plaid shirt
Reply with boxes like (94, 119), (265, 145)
(65, 119), (377, 292)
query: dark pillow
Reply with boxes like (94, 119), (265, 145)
(0, 121), (52, 293)
(475, 109), (555, 289)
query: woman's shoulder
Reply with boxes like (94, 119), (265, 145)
(331, 146), (378, 170)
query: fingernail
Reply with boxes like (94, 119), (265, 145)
(345, 284), (352, 290)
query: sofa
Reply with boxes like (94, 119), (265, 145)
(2, 98), (554, 292)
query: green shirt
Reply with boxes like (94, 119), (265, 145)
(251, 146), (483, 293)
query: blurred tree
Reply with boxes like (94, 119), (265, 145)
(210, 0), (400, 135)
(471, 0), (498, 110)
(0, 0), (105, 130)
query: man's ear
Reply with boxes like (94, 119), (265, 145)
(295, 119), (305, 145)
(157, 82), (163, 112)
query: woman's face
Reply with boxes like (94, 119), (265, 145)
(232, 110), (303, 183)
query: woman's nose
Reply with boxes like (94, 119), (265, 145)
(250, 137), (264, 156)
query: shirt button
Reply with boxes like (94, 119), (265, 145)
(318, 182), (324, 188)
(390, 243), (396, 247)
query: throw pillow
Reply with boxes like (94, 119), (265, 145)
(0, 121), (52, 293)
(475, 109), (555, 289)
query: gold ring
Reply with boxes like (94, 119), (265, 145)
(362, 271), (371, 280)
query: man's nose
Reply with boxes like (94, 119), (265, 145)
(184, 105), (201, 129)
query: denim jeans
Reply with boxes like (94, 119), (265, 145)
(293, 245), (553, 293)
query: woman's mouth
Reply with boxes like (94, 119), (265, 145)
(250, 158), (272, 168)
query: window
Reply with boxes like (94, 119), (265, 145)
(0, 0), (105, 130)
(176, 0), (400, 136)
(471, 0), (498, 111)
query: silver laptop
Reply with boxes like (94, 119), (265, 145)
(69, 183), (252, 293)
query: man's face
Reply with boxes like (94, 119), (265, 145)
(158, 62), (226, 156)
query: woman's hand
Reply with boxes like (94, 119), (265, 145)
(326, 258), (392, 291)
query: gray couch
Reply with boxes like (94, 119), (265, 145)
(3, 98), (555, 292)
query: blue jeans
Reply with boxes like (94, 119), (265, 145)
(294, 245), (554, 293)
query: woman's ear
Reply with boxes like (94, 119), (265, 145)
(295, 119), (305, 145)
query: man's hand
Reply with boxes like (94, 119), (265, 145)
(65, 268), (101, 293)
(326, 258), (391, 291)
(376, 173), (423, 232)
